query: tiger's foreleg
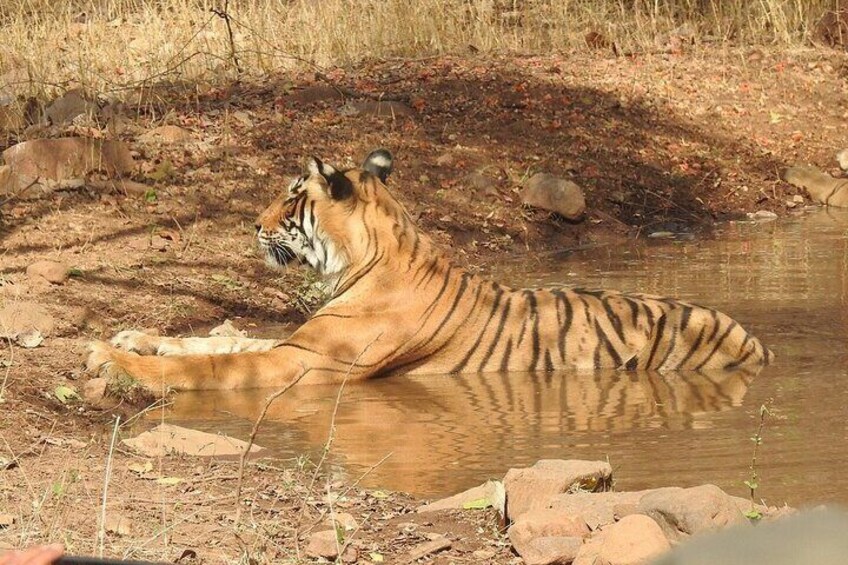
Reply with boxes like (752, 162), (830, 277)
(110, 330), (282, 356)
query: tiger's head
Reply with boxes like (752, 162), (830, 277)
(256, 149), (401, 278)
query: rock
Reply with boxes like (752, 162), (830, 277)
(404, 537), (452, 562)
(473, 549), (497, 559)
(15, 330), (43, 348)
(746, 210), (778, 220)
(2, 138), (134, 181)
(338, 100), (415, 119)
(104, 513), (132, 536)
(782, 165), (848, 207)
(306, 530), (340, 559)
(522, 173), (587, 220)
(45, 90), (96, 125)
(545, 490), (653, 530)
(837, 149), (848, 171)
(26, 260), (69, 284)
(284, 85), (345, 106)
(139, 125), (194, 144)
(653, 508), (848, 565)
(83, 378), (109, 406)
(122, 424), (265, 458)
(636, 484), (747, 540)
(326, 512), (358, 532)
(436, 153), (455, 167)
(596, 515), (670, 565)
(208, 319), (246, 338)
(0, 302), (55, 339)
(509, 509), (590, 564)
(504, 459), (613, 521)
(418, 479), (504, 514)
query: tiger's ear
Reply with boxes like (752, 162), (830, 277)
(306, 156), (354, 200)
(362, 149), (393, 183)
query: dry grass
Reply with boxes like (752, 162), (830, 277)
(0, 0), (840, 100)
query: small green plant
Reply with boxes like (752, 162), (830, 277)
(744, 401), (772, 521)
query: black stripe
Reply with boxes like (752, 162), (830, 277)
(450, 289), (506, 373)
(500, 337), (514, 372)
(601, 297), (626, 344)
(527, 291), (540, 371)
(478, 295), (513, 371)
(696, 321), (738, 370)
(677, 326), (706, 368)
(679, 306), (693, 331)
(644, 313), (668, 369)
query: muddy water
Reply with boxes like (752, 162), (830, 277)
(166, 210), (848, 507)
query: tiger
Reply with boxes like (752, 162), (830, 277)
(86, 149), (773, 394)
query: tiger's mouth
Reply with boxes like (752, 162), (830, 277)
(259, 240), (301, 269)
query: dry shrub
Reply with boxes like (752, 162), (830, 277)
(0, 0), (840, 99)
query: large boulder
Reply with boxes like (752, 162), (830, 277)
(504, 459), (612, 521)
(509, 508), (590, 565)
(595, 514), (670, 565)
(122, 424), (265, 458)
(545, 489), (657, 530)
(522, 173), (587, 220)
(635, 484), (747, 540)
(837, 148), (848, 171)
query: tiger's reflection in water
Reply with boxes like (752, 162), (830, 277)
(165, 368), (752, 493)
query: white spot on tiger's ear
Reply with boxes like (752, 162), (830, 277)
(306, 156), (337, 179)
(363, 149), (394, 183)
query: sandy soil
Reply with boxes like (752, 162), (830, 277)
(1, 47), (846, 562)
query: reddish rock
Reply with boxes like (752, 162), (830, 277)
(636, 484), (747, 540)
(596, 514), (670, 565)
(545, 490), (654, 530)
(522, 173), (586, 220)
(509, 508), (590, 564)
(26, 260), (69, 285)
(504, 459), (613, 521)
(306, 530), (341, 559)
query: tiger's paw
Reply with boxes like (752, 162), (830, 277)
(110, 330), (161, 355)
(85, 341), (160, 402)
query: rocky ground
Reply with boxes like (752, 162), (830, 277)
(1, 47), (847, 562)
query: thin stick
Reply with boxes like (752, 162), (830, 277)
(211, 0), (243, 75)
(98, 415), (121, 558)
(234, 367), (311, 523)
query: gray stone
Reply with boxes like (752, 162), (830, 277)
(522, 173), (586, 220)
(652, 508), (848, 565)
(46, 90), (96, 125)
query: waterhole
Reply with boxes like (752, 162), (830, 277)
(166, 210), (848, 507)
